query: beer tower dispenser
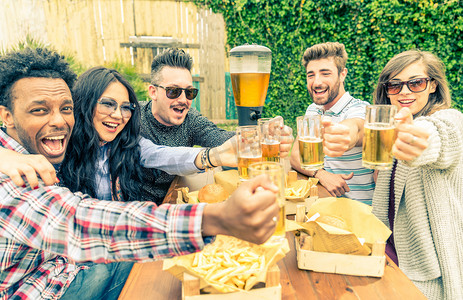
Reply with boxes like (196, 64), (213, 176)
(229, 44), (272, 126)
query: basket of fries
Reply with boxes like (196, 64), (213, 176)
(163, 235), (289, 299)
(284, 171), (318, 214)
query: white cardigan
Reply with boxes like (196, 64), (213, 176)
(372, 109), (463, 300)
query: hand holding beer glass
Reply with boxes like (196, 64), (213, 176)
(258, 117), (283, 162)
(237, 125), (262, 181)
(362, 105), (397, 169)
(248, 162), (286, 243)
(296, 115), (324, 170)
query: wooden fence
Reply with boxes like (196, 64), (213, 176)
(0, 0), (229, 120)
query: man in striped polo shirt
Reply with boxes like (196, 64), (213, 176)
(290, 42), (375, 205)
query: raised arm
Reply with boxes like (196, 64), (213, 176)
(0, 171), (280, 264)
(0, 147), (58, 187)
(322, 116), (365, 157)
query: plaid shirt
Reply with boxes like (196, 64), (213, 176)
(0, 129), (209, 299)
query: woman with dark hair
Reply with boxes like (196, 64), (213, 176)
(60, 66), (143, 201)
(0, 66), (242, 201)
(1, 65), (295, 202)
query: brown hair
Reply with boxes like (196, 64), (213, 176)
(374, 50), (451, 117)
(302, 42), (348, 73)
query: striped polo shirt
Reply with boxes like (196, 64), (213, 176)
(305, 92), (375, 205)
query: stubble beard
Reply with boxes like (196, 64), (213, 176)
(310, 78), (341, 107)
(14, 123), (39, 156)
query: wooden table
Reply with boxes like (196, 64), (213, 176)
(119, 174), (426, 300)
(119, 231), (426, 300)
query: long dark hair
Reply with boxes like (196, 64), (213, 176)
(60, 66), (142, 201)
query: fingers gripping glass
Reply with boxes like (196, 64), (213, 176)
(153, 84), (199, 100)
(97, 98), (136, 118)
(384, 77), (432, 95)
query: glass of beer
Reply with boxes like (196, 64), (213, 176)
(362, 105), (398, 170)
(296, 115), (324, 170)
(258, 117), (282, 162)
(236, 125), (262, 181)
(248, 162), (286, 243)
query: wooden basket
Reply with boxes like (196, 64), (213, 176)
(285, 171), (319, 215)
(182, 265), (281, 300)
(294, 205), (386, 277)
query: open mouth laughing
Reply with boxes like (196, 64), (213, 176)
(41, 135), (66, 157)
(171, 105), (189, 115)
(102, 121), (119, 132)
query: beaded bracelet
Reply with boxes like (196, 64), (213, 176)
(200, 149), (210, 170)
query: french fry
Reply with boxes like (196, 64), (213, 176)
(167, 235), (288, 293)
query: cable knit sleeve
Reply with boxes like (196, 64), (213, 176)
(405, 109), (463, 170)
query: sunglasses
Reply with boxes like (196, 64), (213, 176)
(153, 84), (199, 100)
(97, 97), (136, 119)
(384, 77), (432, 95)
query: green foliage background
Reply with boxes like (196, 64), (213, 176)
(192, 0), (463, 129)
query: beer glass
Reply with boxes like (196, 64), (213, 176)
(236, 125), (262, 181)
(258, 117), (282, 163)
(248, 162), (286, 243)
(362, 105), (398, 170)
(296, 115), (324, 171)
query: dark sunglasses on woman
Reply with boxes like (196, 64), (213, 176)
(384, 77), (432, 95)
(153, 84), (199, 100)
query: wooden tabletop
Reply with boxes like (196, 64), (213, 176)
(119, 172), (426, 300)
(119, 231), (426, 300)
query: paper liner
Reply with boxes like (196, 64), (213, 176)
(163, 235), (289, 294)
(287, 197), (391, 255)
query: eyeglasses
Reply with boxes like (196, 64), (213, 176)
(153, 84), (199, 100)
(96, 97), (136, 119)
(384, 77), (432, 95)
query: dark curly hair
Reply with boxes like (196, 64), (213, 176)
(150, 48), (193, 85)
(0, 47), (76, 109)
(59, 66), (142, 201)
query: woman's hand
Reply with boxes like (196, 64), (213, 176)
(393, 107), (430, 161)
(0, 148), (58, 188)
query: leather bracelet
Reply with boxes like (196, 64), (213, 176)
(206, 148), (217, 168)
(312, 168), (324, 178)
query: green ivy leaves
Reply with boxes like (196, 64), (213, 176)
(193, 0), (463, 128)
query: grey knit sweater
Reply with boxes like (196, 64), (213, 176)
(139, 101), (235, 204)
(372, 109), (463, 300)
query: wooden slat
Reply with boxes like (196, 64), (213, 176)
(119, 260), (182, 300)
(1, 0), (228, 120)
(282, 234), (320, 300)
(120, 42), (200, 49)
(322, 273), (358, 300)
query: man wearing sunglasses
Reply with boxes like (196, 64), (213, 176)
(139, 48), (235, 204)
(0, 47), (281, 300)
(290, 42), (375, 205)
